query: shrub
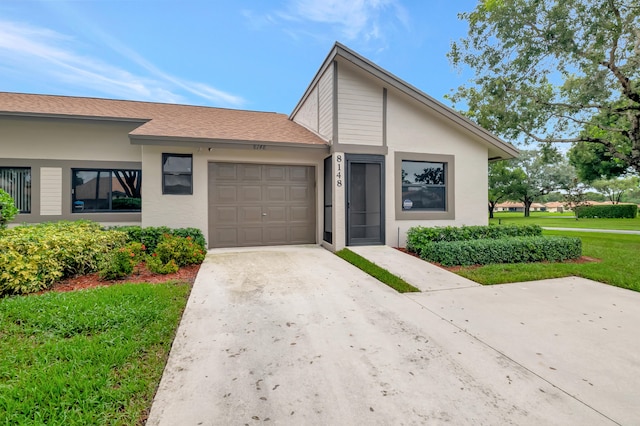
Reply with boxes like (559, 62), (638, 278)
(152, 234), (206, 267)
(0, 189), (19, 229)
(111, 197), (141, 210)
(406, 224), (542, 251)
(415, 236), (582, 266)
(575, 204), (638, 219)
(98, 242), (147, 280)
(147, 256), (179, 275)
(0, 221), (127, 295)
(110, 226), (206, 252)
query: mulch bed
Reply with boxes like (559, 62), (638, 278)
(44, 263), (201, 293)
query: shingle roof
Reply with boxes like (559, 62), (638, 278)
(0, 92), (328, 147)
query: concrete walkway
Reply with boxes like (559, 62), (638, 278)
(147, 245), (640, 425)
(543, 227), (640, 235)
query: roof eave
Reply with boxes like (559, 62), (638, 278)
(129, 134), (330, 152)
(0, 110), (149, 124)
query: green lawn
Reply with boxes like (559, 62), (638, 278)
(0, 282), (190, 425)
(336, 249), (420, 293)
(455, 230), (640, 291)
(490, 211), (640, 230)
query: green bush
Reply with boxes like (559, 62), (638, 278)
(406, 224), (542, 251)
(0, 221), (127, 295)
(110, 226), (206, 252)
(575, 204), (638, 219)
(0, 189), (19, 229)
(415, 236), (582, 266)
(98, 242), (147, 280)
(152, 234), (206, 267)
(147, 256), (179, 275)
(111, 197), (141, 210)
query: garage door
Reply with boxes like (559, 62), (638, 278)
(208, 163), (316, 248)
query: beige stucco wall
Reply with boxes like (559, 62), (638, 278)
(141, 145), (328, 246)
(1, 117), (142, 161)
(385, 92), (489, 247)
(1, 117), (143, 224)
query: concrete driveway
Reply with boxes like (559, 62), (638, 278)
(147, 245), (639, 425)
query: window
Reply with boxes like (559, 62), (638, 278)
(401, 160), (446, 211)
(395, 152), (455, 220)
(0, 167), (31, 213)
(162, 154), (192, 195)
(72, 169), (141, 212)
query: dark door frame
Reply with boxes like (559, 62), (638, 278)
(345, 154), (385, 246)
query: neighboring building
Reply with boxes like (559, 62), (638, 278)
(544, 202), (566, 213)
(0, 42), (518, 250)
(531, 202), (547, 212)
(495, 201), (524, 212)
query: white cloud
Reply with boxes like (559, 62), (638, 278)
(269, 0), (410, 46)
(0, 20), (245, 107)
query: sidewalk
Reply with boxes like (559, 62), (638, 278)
(543, 227), (640, 235)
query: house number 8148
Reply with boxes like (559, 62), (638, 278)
(336, 154), (342, 187)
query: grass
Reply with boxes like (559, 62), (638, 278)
(0, 282), (191, 425)
(490, 211), (640, 230)
(455, 230), (640, 292)
(336, 249), (420, 293)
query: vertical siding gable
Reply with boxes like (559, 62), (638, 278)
(40, 167), (62, 215)
(336, 62), (383, 146)
(292, 86), (319, 133)
(318, 65), (333, 141)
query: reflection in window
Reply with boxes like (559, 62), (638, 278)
(401, 160), (446, 211)
(0, 167), (31, 213)
(72, 169), (141, 212)
(162, 154), (192, 195)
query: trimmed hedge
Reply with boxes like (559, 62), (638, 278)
(0, 221), (127, 295)
(109, 225), (206, 252)
(575, 204), (637, 219)
(406, 224), (542, 252)
(415, 236), (582, 267)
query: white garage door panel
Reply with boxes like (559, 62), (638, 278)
(208, 163), (316, 248)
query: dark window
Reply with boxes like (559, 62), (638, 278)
(323, 156), (332, 244)
(72, 169), (141, 212)
(0, 167), (31, 213)
(163, 154), (192, 195)
(401, 160), (446, 211)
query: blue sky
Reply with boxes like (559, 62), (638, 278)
(0, 0), (478, 114)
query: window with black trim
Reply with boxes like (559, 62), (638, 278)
(72, 169), (141, 212)
(401, 160), (446, 211)
(0, 167), (31, 213)
(162, 154), (192, 195)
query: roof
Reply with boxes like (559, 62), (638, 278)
(0, 92), (328, 148)
(292, 42), (519, 160)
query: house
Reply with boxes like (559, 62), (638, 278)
(544, 201), (566, 213)
(0, 43), (518, 250)
(495, 201), (524, 212)
(531, 202), (546, 212)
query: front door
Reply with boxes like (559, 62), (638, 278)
(346, 155), (385, 246)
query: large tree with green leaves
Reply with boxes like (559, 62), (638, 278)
(591, 176), (640, 203)
(510, 150), (575, 216)
(448, 0), (640, 174)
(488, 161), (525, 218)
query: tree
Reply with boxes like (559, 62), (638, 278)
(568, 141), (630, 182)
(563, 178), (590, 219)
(591, 176), (640, 203)
(448, 0), (640, 174)
(488, 161), (525, 218)
(510, 150), (574, 217)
